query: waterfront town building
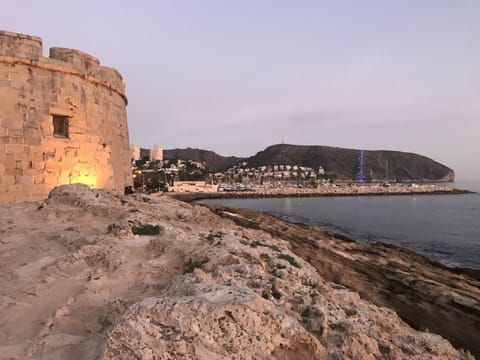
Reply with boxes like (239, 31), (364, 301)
(150, 145), (163, 161)
(131, 145), (140, 161)
(130, 144), (164, 163)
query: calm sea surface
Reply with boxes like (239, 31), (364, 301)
(201, 181), (480, 269)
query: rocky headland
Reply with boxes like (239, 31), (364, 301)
(0, 185), (478, 359)
(164, 144), (455, 182)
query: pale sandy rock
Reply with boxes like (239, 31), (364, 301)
(103, 283), (325, 360)
(0, 185), (474, 359)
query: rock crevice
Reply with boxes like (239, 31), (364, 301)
(0, 185), (475, 359)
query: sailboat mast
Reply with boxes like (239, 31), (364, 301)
(385, 159), (388, 182)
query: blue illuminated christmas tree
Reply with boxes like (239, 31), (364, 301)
(356, 150), (367, 184)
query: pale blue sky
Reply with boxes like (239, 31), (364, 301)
(1, 1), (479, 179)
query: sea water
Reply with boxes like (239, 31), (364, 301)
(201, 181), (480, 269)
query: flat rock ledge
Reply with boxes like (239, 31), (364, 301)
(0, 185), (475, 359)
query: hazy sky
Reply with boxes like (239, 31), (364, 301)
(1, 1), (479, 179)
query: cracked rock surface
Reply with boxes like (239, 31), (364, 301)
(0, 185), (475, 359)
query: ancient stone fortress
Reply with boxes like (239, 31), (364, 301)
(0, 30), (132, 204)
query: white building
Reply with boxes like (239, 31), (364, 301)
(131, 145), (140, 161)
(150, 145), (163, 161)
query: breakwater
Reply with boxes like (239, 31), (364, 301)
(171, 184), (470, 202)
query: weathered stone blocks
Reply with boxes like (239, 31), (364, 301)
(0, 31), (42, 60)
(0, 30), (132, 204)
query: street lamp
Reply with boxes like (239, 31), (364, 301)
(133, 170), (145, 191)
(138, 170), (144, 190)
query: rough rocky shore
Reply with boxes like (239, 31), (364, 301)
(206, 205), (480, 357)
(0, 185), (478, 359)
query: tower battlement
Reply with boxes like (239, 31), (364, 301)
(0, 30), (43, 60)
(0, 30), (131, 204)
(0, 30), (126, 101)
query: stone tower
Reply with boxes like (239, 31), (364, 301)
(0, 30), (132, 204)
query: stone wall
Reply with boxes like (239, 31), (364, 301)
(0, 30), (131, 204)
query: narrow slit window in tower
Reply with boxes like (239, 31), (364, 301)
(52, 115), (69, 138)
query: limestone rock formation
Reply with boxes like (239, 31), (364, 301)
(103, 284), (326, 359)
(0, 185), (474, 359)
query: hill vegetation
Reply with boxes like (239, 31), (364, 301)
(163, 148), (242, 173)
(165, 144), (454, 182)
(247, 144), (454, 182)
